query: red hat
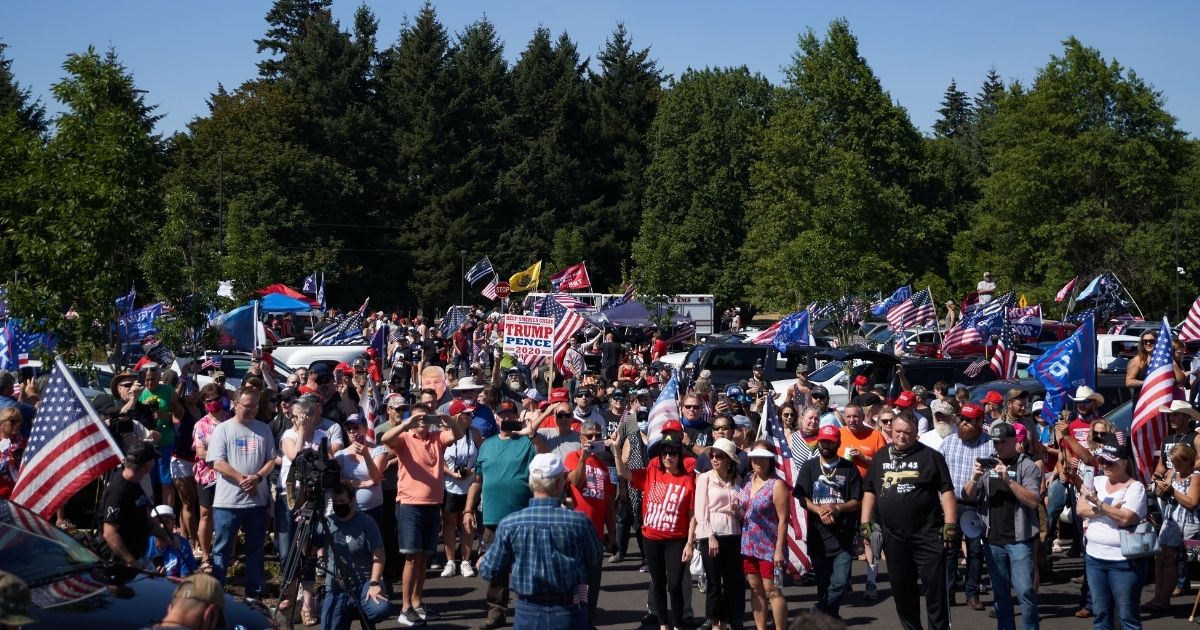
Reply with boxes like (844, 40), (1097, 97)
(894, 390), (916, 409)
(646, 375), (659, 386)
(298, 386), (322, 401)
(661, 419), (684, 434)
(549, 388), (569, 404)
(817, 425), (841, 442)
(335, 361), (354, 374)
(449, 399), (477, 416)
(853, 375), (869, 387)
(960, 402), (984, 420)
(982, 390), (1004, 406)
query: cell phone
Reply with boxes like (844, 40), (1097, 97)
(977, 457), (1000, 469)
(590, 440), (606, 454)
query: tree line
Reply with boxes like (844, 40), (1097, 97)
(1, 1), (1198, 361)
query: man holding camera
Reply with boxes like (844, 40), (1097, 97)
(380, 403), (465, 626)
(317, 484), (393, 630)
(938, 402), (994, 611)
(206, 386), (275, 600)
(565, 419), (615, 621)
(963, 423), (1042, 630)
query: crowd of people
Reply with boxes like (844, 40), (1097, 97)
(0, 306), (1198, 630)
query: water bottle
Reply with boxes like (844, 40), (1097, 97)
(773, 562), (784, 586)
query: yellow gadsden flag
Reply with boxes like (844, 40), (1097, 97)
(509, 260), (542, 293)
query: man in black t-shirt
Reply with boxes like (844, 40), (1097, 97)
(861, 415), (958, 630)
(596, 332), (620, 383)
(794, 425), (862, 619)
(100, 442), (170, 570)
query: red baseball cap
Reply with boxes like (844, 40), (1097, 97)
(960, 402), (984, 420)
(661, 419), (684, 434)
(817, 425), (840, 442)
(853, 375), (869, 386)
(549, 388), (569, 404)
(894, 390), (916, 409)
(449, 399), (477, 416)
(982, 390), (1004, 406)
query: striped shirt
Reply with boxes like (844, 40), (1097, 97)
(479, 497), (602, 597)
(939, 432), (995, 501)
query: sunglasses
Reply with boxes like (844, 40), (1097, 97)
(556, 412), (571, 417)
(682, 404), (701, 409)
(781, 413), (795, 418)
(582, 433), (601, 439)
(1141, 339), (1155, 344)
(712, 425), (732, 430)
(1096, 459), (1118, 467)
(576, 393), (593, 398)
(1091, 431), (1109, 440)
(660, 448), (680, 456)
(811, 395), (827, 401)
(879, 418), (893, 425)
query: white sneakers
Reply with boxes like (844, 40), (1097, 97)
(440, 560), (476, 578)
(460, 560), (476, 578)
(440, 562), (457, 578)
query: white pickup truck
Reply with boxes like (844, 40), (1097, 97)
(267, 345), (370, 372)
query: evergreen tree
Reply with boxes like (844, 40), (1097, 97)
(584, 24), (663, 290)
(933, 78), (971, 138)
(8, 48), (165, 361)
(255, 0), (333, 80)
(973, 67), (1005, 127)
(949, 38), (1191, 311)
(0, 41), (46, 132)
(742, 20), (928, 309)
(631, 67), (772, 310)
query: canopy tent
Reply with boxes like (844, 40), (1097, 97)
(258, 293), (315, 313)
(256, 283), (318, 307)
(587, 300), (692, 328)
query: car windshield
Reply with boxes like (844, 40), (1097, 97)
(868, 329), (893, 343)
(807, 361), (844, 382)
(0, 501), (101, 583)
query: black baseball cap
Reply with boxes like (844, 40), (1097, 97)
(1097, 433), (1131, 462)
(126, 441), (160, 466)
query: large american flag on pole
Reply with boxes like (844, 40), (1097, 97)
(1178, 295), (1200, 342)
(886, 288), (934, 331)
(757, 395), (812, 577)
(1130, 317), (1174, 483)
(989, 317), (1019, 379)
(10, 358), (123, 519)
(481, 276), (499, 301)
(533, 294), (591, 370)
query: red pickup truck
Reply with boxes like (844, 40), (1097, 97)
(911, 321), (1078, 358)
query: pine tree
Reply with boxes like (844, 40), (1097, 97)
(933, 78), (971, 138)
(585, 24), (663, 290)
(255, 0), (333, 80)
(973, 67), (1005, 127)
(0, 41), (46, 132)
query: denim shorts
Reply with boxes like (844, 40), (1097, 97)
(396, 504), (440, 555)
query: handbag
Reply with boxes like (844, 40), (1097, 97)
(1119, 518), (1160, 559)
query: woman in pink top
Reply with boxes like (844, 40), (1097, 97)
(695, 437), (744, 630)
(191, 383), (226, 572)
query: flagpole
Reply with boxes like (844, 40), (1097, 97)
(1107, 270), (1145, 320)
(928, 286), (942, 346)
(460, 251), (466, 307)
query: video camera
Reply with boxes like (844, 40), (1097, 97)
(286, 438), (342, 509)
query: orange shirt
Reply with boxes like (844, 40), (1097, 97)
(392, 430), (451, 505)
(838, 426), (888, 480)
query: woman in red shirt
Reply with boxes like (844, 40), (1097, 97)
(616, 420), (695, 630)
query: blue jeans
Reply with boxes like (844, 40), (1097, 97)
(212, 505), (268, 597)
(1045, 479), (1069, 543)
(274, 493), (293, 561)
(513, 598), (588, 630)
(985, 539), (1038, 630)
(1085, 554), (1145, 630)
(321, 580), (394, 630)
(946, 510), (985, 600)
(813, 550), (853, 618)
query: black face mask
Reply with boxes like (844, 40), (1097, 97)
(333, 503), (352, 518)
(500, 419), (524, 433)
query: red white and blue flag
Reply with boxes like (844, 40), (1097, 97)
(646, 371), (681, 449)
(749, 320), (782, 345)
(550, 262), (591, 292)
(1179, 295), (1200, 342)
(757, 395), (813, 577)
(887, 288), (935, 331)
(1130, 317), (1175, 483)
(989, 317), (1018, 379)
(533, 294), (591, 371)
(10, 359), (123, 518)
(481, 276), (499, 301)
(1055, 276), (1078, 303)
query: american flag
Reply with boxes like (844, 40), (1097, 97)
(311, 299), (369, 345)
(1055, 276), (1078, 303)
(199, 353), (222, 371)
(749, 320), (782, 345)
(438, 304), (471, 338)
(872, 286), (911, 317)
(1130, 317), (1174, 483)
(664, 321), (697, 346)
(10, 359), (123, 519)
(756, 395), (813, 578)
(990, 317), (1018, 379)
(1179, 295), (1200, 342)
(886, 288), (934, 331)
(535, 294), (591, 371)
(646, 371), (680, 448)
(481, 276), (499, 301)
(941, 298), (1010, 356)
(963, 358), (990, 378)
(30, 572), (106, 608)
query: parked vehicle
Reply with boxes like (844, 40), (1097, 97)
(915, 321), (1079, 358)
(174, 352), (295, 392)
(0, 499), (274, 629)
(967, 375), (1132, 417)
(677, 342), (829, 392)
(266, 344), (370, 372)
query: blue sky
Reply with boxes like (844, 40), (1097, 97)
(4, 1), (1198, 137)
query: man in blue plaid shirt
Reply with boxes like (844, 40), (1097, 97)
(938, 402), (996, 611)
(479, 452), (602, 629)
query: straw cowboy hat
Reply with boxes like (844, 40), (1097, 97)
(1068, 386), (1104, 406)
(1159, 400), (1200, 421)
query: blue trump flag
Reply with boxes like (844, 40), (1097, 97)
(213, 303), (257, 351)
(119, 303), (164, 342)
(871, 286), (911, 316)
(773, 310), (814, 353)
(1029, 315), (1096, 423)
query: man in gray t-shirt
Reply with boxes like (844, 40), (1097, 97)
(319, 485), (392, 628)
(206, 387), (276, 598)
(538, 407), (581, 459)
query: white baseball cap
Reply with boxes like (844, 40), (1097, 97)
(528, 453), (566, 479)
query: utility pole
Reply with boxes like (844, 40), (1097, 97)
(1175, 195), (1181, 321)
(460, 250), (466, 306)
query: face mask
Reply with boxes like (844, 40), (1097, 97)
(332, 503), (352, 518)
(638, 421), (649, 433)
(203, 400), (223, 414)
(500, 420), (524, 433)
